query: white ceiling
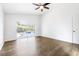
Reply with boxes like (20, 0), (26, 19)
(2, 3), (79, 15)
(2, 3), (53, 15)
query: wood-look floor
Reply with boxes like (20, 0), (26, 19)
(0, 36), (79, 56)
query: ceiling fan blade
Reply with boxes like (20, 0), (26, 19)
(43, 3), (50, 6)
(33, 3), (40, 6)
(35, 7), (40, 10)
(44, 7), (49, 9)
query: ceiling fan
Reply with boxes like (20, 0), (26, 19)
(33, 3), (50, 12)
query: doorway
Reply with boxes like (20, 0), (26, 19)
(72, 15), (79, 44)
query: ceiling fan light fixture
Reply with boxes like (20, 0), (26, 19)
(40, 6), (44, 12)
(40, 6), (43, 9)
(33, 3), (50, 12)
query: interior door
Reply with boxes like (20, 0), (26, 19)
(71, 15), (79, 55)
(73, 15), (79, 44)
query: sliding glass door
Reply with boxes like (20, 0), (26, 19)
(17, 22), (35, 39)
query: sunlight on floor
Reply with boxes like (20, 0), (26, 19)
(15, 37), (38, 55)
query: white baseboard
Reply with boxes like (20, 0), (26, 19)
(0, 41), (4, 50)
(41, 35), (79, 44)
(4, 39), (16, 42)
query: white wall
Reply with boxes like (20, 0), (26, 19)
(41, 3), (79, 44)
(4, 14), (17, 41)
(4, 14), (41, 41)
(0, 5), (4, 50)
